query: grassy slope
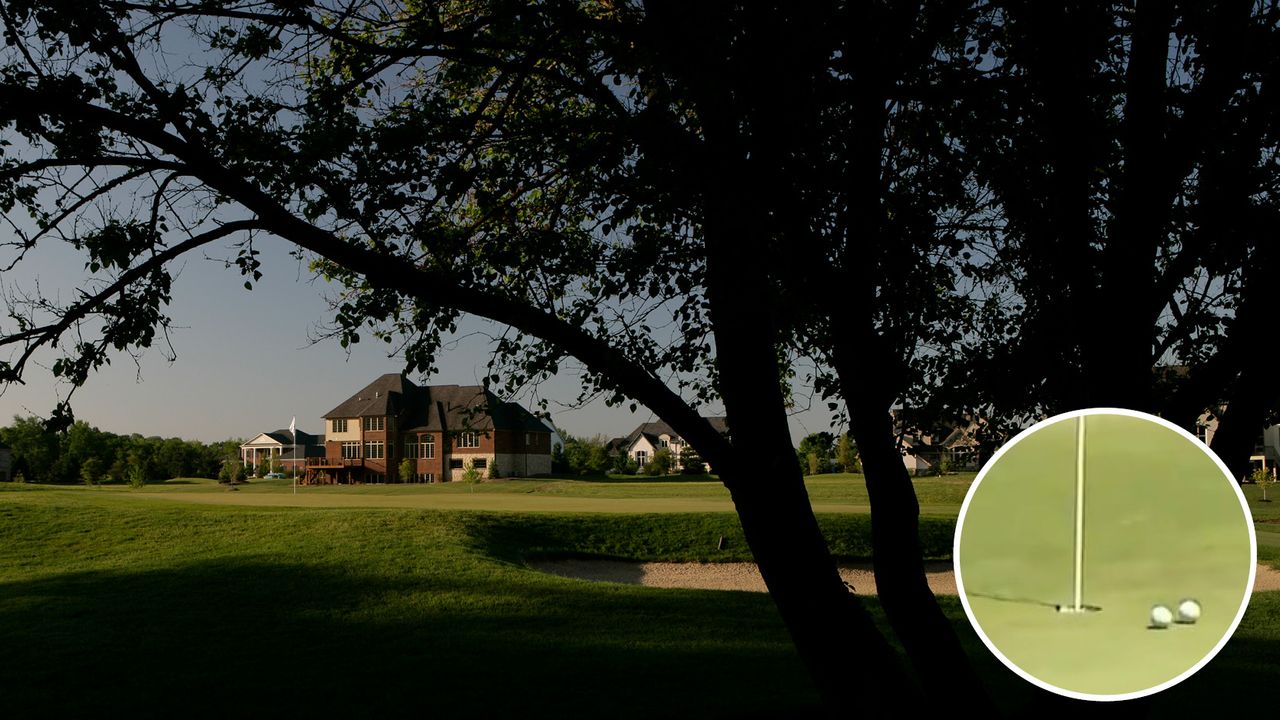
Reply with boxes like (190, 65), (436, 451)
(5, 473), (974, 516)
(2, 472), (1278, 716)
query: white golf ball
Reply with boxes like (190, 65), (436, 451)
(1150, 604), (1173, 628)
(1177, 598), (1201, 623)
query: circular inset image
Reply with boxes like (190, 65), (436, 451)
(955, 408), (1256, 701)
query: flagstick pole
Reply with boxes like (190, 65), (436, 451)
(1072, 415), (1086, 612)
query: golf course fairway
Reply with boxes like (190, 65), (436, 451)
(956, 410), (1255, 698)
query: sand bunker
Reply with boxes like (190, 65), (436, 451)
(530, 560), (1280, 595)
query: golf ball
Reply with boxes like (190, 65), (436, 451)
(1150, 604), (1173, 628)
(1177, 598), (1201, 623)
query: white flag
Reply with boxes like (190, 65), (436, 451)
(289, 416), (296, 438)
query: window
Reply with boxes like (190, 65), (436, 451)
(369, 472), (385, 483)
(660, 439), (669, 448)
(525, 432), (539, 446)
(364, 441), (384, 459)
(473, 458), (487, 470)
(332, 418), (347, 433)
(457, 431), (480, 448)
(636, 450), (648, 465)
(341, 441), (360, 459)
(363, 416), (385, 431)
(413, 472), (434, 483)
(449, 459), (464, 469)
(406, 437), (435, 459)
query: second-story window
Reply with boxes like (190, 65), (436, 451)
(457, 431), (480, 449)
(363, 416), (385, 431)
(423, 436), (435, 459)
(341, 441), (360, 459)
(332, 418), (348, 433)
(364, 441), (384, 459)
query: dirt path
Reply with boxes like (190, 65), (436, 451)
(529, 560), (1280, 595)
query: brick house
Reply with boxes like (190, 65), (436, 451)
(305, 374), (554, 484)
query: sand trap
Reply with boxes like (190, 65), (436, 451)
(530, 560), (1280, 595)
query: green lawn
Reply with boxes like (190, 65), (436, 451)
(958, 414), (1255, 698)
(2, 469), (1278, 715)
(1, 472), (975, 516)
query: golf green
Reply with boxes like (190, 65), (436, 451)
(956, 411), (1255, 698)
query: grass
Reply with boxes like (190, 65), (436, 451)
(3, 466), (1278, 715)
(2, 472), (975, 516)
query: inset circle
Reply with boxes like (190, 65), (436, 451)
(954, 408), (1256, 700)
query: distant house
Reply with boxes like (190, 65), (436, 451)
(894, 410), (984, 474)
(1191, 408), (1280, 477)
(608, 417), (729, 472)
(240, 429), (325, 474)
(0, 440), (10, 482)
(307, 374), (554, 484)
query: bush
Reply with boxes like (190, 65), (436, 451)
(651, 448), (673, 475)
(681, 457), (706, 474)
(125, 464), (146, 490)
(488, 461), (501, 480)
(398, 458), (413, 483)
(643, 460), (662, 476)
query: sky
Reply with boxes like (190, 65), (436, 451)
(0, 232), (840, 446)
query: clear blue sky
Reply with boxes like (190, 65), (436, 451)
(0, 233), (838, 445)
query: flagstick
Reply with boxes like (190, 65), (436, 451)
(1057, 415), (1098, 613)
(1072, 415), (1085, 611)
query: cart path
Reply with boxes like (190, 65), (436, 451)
(529, 560), (1280, 595)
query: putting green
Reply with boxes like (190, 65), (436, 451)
(956, 412), (1255, 698)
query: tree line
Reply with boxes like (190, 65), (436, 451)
(0, 416), (242, 485)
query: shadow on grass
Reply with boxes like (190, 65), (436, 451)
(0, 558), (817, 718)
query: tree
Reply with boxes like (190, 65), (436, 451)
(797, 433), (835, 475)
(836, 434), (860, 474)
(4, 2), (1279, 712)
(398, 458), (414, 483)
(220, 456), (245, 485)
(650, 448), (673, 475)
(79, 456), (103, 486)
(460, 460), (481, 490)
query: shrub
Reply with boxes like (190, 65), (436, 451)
(807, 452), (820, 476)
(398, 458), (413, 483)
(643, 460), (662, 476)
(651, 448), (673, 475)
(125, 464), (146, 489)
(681, 457), (706, 474)
(488, 461), (501, 480)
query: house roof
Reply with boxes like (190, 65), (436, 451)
(323, 373), (424, 419)
(243, 429), (323, 448)
(620, 417), (729, 450)
(328, 375), (554, 435)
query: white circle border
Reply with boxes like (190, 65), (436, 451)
(952, 407), (1259, 702)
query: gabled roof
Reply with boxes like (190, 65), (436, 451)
(621, 417), (729, 450)
(326, 375), (553, 435)
(323, 373), (426, 420)
(243, 429), (323, 447)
